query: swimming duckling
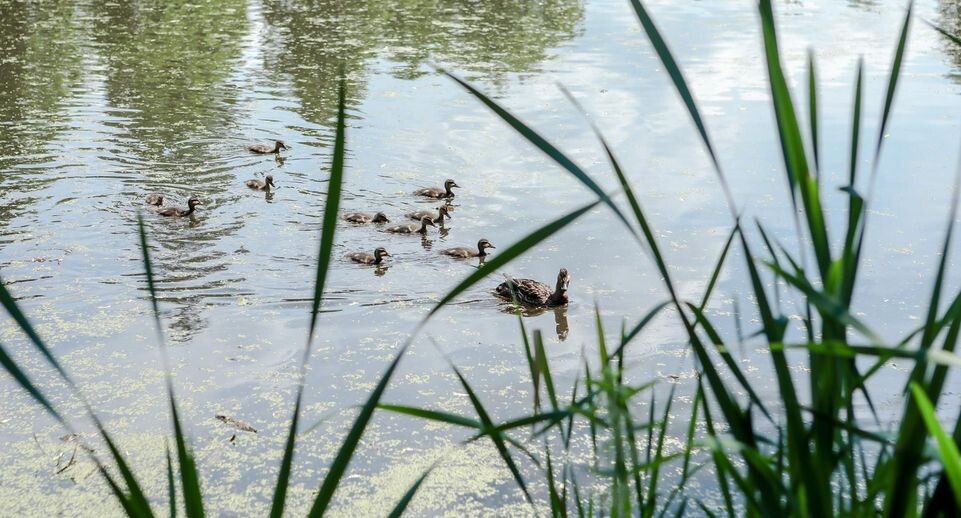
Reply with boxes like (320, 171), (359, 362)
(386, 216), (436, 234)
(415, 179), (459, 199)
(157, 198), (202, 217)
(343, 211), (390, 224)
(441, 239), (495, 259)
(349, 247), (390, 265)
(245, 175), (275, 191)
(145, 193), (164, 206)
(494, 268), (571, 307)
(407, 205), (451, 225)
(247, 140), (289, 154)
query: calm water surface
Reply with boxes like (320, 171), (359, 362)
(3, 0), (961, 514)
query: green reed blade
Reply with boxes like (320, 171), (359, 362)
(387, 462), (438, 518)
(166, 441), (176, 518)
(439, 69), (639, 242)
(0, 342), (64, 425)
(872, 2), (913, 177)
(759, 0), (831, 279)
(308, 341), (412, 517)
(137, 215), (204, 518)
(450, 363), (533, 504)
(272, 74), (348, 518)
(533, 330), (559, 412)
(377, 404), (481, 429)
(626, 0), (736, 214)
(808, 50), (820, 173)
(910, 383), (961, 507)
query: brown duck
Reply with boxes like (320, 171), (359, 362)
(494, 268), (571, 307)
(441, 239), (495, 259)
(415, 179), (459, 199)
(349, 247), (390, 265)
(157, 198), (202, 217)
(407, 205), (450, 225)
(145, 193), (164, 206)
(247, 140), (289, 154)
(246, 175), (275, 191)
(386, 216), (436, 234)
(343, 211), (389, 224)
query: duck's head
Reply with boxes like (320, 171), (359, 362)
(420, 216), (437, 228)
(275, 140), (289, 151)
(373, 212), (390, 223)
(374, 247), (391, 260)
(438, 206), (451, 220)
(266, 175), (275, 187)
(187, 197), (202, 209)
(478, 239), (496, 252)
(556, 268), (571, 293)
(445, 178), (459, 190)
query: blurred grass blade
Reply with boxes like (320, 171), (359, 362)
(450, 363), (533, 505)
(166, 441), (176, 518)
(439, 69), (638, 241)
(808, 50), (820, 173)
(872, 2), (913, 177)
(0, 342), (64, 424)
(308, 341), (412, 516)
(377, 404), (481, 429)
(625, 0), (736, 214)
(271, 74), (348, 518)
(533, 330), (559, 412)
(387, 463), (438, 518)
(427, 199), (600, 317)
(910, 383), (961, 506)
(137, 215), (204, 518)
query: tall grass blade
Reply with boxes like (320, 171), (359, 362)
(387, 463), (437, 518)
(910, 383), (961, 507)
(808, 50), (820, 173)
(872, 2), (913, 179)
(137, 215), (204, 518)
(450, 364), (533, 504)
(625, 0), (736, 214)
(439, 69), (638, 240)
(271, 74), (348, 518)
(308, 342), (412, 516)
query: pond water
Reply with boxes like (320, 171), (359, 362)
(3, 0), (961, 514)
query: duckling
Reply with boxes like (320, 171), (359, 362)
(245, 175), (275, 191)
(415, 179), (459, 199)
(494, 268), (571, 307)
(386, 216), (436, 234)
(157, 198), (202, 217)
(441, 239), (495, 259)
(247, 140), (289, 154)
(349, 247), (390, 265)
(145, 193), (164, 206)
(407, 205), (451, 225)
(343, 211), (390, 224)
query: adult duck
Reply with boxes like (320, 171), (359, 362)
(158, 198), (202, 217)
(343, 211), (389, 224)
(407, 205), (450, 225)
(245, 175), (275, 191)
(247, 140), (289, 154)
(145, 193), (164, 206)
(415, 179), (459, 199)
(441, 239), (495, 259)
(494, 268), (571, 307)
(349, 247), (390, 265)
(386, 216), (436, 234)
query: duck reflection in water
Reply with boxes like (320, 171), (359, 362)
(499, 304), (570, 341)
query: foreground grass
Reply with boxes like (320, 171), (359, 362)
(3, 0), (961, 516)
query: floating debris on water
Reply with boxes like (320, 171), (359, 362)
(216, 414), (257, 433)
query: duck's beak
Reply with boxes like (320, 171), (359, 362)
(383, 252), (391, 257)
(488, 244), (496, 249)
